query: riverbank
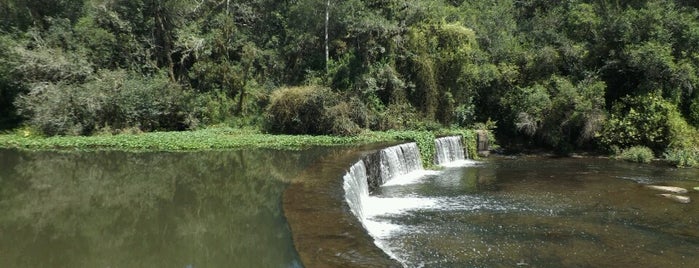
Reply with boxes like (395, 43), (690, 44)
(0, 127), (485, 166)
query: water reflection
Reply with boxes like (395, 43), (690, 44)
(0, 148), (327, 268)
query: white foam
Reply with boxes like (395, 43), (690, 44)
(363, 196), (439, 217)
(380, 170), (439, 187)
(438, 159), (479, 168)
(341, 139), (482, 267)
(363, 219), (403, 238)
(360, 196), (439, 266)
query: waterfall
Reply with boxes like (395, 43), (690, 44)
(344, 142), (425, 220)
(343, 139), (475, 266)
(345, 139), (470, 222)
(343, 160), (369, 221)
(379, 143), (424, 185)
(434, 136), (467, 165)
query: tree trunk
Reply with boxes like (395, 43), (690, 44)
(325, 0), (330, 74)
(154, 2), (176, 81)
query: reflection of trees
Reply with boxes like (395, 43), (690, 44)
(0, 148), (328, 267)
(463, 166), (497, 192)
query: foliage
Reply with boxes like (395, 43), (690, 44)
(264, 85), (365, 136)
(600, 93), (695, 153)
(402, 21), (480, 123)
(664, 147), (699, 168)
(0, 127), (483, 155)
(16, 70), (193, 135)
(0, 35), (25, 130)
(617, 146), (655, 163)
(1, 0), (699, 157)
(501, 76), (606, 150)
(371, 102), (421, 131)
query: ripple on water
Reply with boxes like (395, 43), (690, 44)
(359, 157), (699, 267)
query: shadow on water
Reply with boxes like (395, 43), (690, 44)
(0, 148), (335, 268)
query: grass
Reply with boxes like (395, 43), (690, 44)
(0, 126), (485, 168)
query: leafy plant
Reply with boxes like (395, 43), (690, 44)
(600, 93), (696, 153)
(16, 70), (193, 135)
(664, 148), (699, 168)
(618, 146), (655, 163)
(264, 85), (365, 136)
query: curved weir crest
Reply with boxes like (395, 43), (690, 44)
(343, 161), (369, 222)
(335, 139), (699, 267)
(343, 136), (470, 265)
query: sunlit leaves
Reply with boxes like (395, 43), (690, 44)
(600, 93), (697, 152)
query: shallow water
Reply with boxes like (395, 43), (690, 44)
(368, 157), (699, 267)
(0, 148), (333, 268)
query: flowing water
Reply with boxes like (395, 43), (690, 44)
(434, 136), (467, 165)
(0, 148), (334, 268)
(364, 157), (699, 267)
(344, 138), (699, 267)
(5, 141), (699, 268)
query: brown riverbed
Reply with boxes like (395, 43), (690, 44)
(283, 144), (401, 268)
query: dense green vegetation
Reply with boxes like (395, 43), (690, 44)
(617, 146), (655, 163)
(0, 127), (480, 166)
(1, 0), (698, 165)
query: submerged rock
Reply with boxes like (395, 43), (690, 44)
(644, 185), (688, 194)
(656, 194), (691, 204)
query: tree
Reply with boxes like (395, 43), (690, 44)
(0, 35), (24, 129)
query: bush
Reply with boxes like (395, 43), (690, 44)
(664, 148), (699, 168)
(0, 34), (24, 130)
(600, 93), (694, 153)
(264, 85), (365, 136)
(618, 146), (655, 163)
(188, 90), (237, 126)
(16, 70), (194, 135)
(371, 102), (423, 131)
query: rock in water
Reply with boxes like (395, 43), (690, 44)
(644, 185), (688, 194)
(694, 186), (699, 191)
(656, 194), (691, 204)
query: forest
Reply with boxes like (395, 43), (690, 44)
(1, 0), (699, 162)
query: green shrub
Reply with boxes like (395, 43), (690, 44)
(0, 35), (24, 130)
(371, 102), (422, 131)
(324, 102), (362, 136)
(188, 90), (237, 126)
(618, 146), (655, 163)
(16, 70), (194, 135)
(453, 100), (476, 128)
(690, 98), (699, 127)
(664, 148), (699, 168)
(601, 93), (695, 153)
(264, 85), (365, 136)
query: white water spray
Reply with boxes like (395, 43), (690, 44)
(343, 139), (472, 266)
(434, 136), (467, 165)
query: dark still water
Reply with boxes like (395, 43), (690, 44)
(369, 157), (699, 267)
(0, 148), (331, 268)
